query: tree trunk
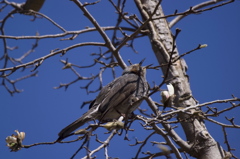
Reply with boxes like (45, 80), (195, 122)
(135, 0), (227, 158)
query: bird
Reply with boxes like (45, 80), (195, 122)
(23, 0), (45, 12)
(57, 61), (149, 141)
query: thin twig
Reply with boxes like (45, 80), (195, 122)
(72, 0), (127, 69)
(162, 98), (240, 118)
(169, 0), (234, 28)
(0, 26), (137, 40)
(0, 42), (105, 73)
(82, 130), (117, 159)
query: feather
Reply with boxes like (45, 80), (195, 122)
(57, 64), (148, 141)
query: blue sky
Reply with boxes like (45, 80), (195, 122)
(1, 0), (240, 158)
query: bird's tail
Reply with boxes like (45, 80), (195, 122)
(57, 108), (100, 142)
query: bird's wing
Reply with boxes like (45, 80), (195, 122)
(57, 77), (122, 141)
(57, 106), (100, 141)
(94, 74), (142, 120)
(58, 74), (146, 141)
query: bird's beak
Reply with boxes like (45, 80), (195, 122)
(139, 58), (146, 66)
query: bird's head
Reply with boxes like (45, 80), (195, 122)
(122, 59), (152, 77)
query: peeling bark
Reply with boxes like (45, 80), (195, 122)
(135, 0), (227, 158)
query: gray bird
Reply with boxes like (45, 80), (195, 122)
(57, 62), (149, 141)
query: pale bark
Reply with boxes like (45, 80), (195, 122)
(135, 0), (226, 158)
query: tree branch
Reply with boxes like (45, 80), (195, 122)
(72, 0), (127, 69)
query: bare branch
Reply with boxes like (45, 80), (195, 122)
(134, 131), (155, 159)
(82, 131), (117, 159)
(169, 0), (234, 28)
(72, 0), (127, 69)
(222, 127), (235, 156)
(0, 42), (105, 73)
(205, 117), (240, 128)
(0, 26), (137, 39)
(151, 123), (182, 159)
(162, 97), (240, 118)
(27, 10), (67, 32)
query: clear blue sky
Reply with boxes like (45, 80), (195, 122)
(1, 0), (240, 158)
